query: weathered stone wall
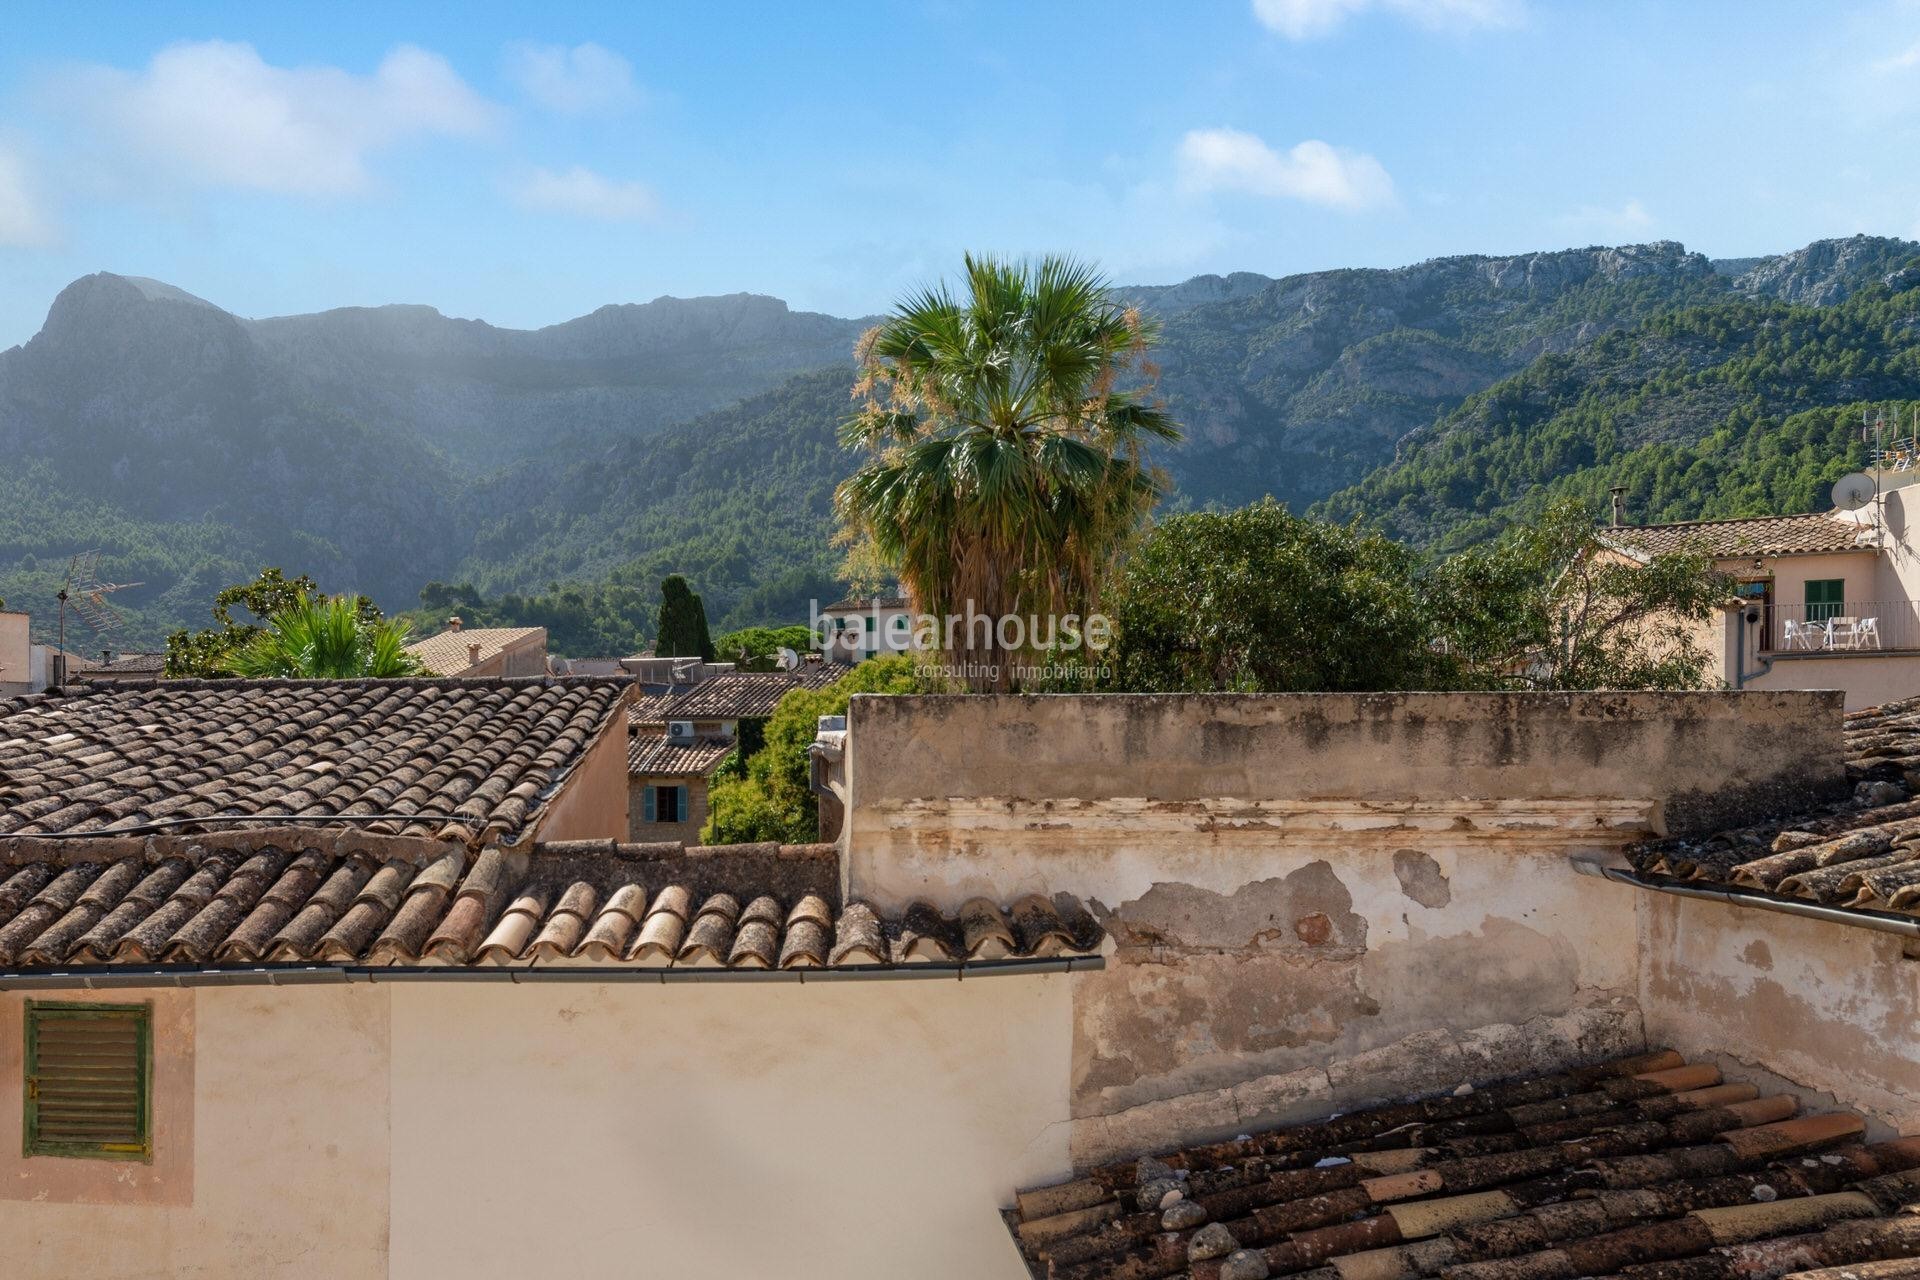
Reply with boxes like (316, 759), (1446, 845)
(839, 691), (1845, 1164)
(1637, 891), (1920, 1137)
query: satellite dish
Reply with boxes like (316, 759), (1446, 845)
(1832, 472), (1879, 512)
(775, 647), (801, 672)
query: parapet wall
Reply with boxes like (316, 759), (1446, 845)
(843, 691), (1844, 910)
(838, 690), (1848, 1164)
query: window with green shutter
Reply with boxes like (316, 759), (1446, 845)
(1805, 579), (1846, 624)
(23, 1000), (152, 1162)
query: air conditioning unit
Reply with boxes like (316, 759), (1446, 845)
(667, 720), (695, 743)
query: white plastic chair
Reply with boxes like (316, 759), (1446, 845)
(1828, 616), (1860, 650)
(1855, 617), (1882, 649)
(1782, 618), (1823, 650)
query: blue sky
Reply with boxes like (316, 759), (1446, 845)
(0, 0), (1917, 346)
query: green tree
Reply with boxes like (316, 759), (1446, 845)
(221, 595), (428, 678)
(704, 655), (928, 844)
(835, 253), (1181, 691)
(1105, 501), (1446, 693)
(165, 568), (382, 678)
(713, 624), (815, 672)
(655, 575), (715, 660)
(1429, 498), (1730, 690)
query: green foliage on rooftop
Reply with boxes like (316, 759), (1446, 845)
(703, 655), (933, 845)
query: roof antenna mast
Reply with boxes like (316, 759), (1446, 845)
(56, 552), (143, 684)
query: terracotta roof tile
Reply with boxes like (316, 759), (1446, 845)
(1606, 512), (1870, 559)
(0, 834), (1105, 976)
(625, 689), (681, 726)
(655, 668), (844, 722)
(628, 734), (735, 777)
(1009, 1052), (1920, 1280)
(403, 627), (545, 676)
(1626, 695), (1920, 922)
(0, 678), (628, 845)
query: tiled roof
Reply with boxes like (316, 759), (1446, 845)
(79, 653), (165, 677)
(628, 734), (735, 777)
(1010, 1049), (1920, 1280)
(0, 834), (1104, 973)
(0, 678), (628, 846)
(403, 626), (545, 676)
(626, 689), (682, 726)
(658, 668), (844, 721)
(1625, 695), (1920, 920)
(824, 596), (909, 612)
(1606, 513), (1869, 559)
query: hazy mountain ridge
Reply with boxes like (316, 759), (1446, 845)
(0, 234), (1912, 649)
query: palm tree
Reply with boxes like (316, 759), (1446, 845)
(222, 595), (427, 679)
(835, 254), (1181, 691)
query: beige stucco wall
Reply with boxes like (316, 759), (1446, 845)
(1636, 890), (1920, 1137)
(386, 979), (1071, 1280)
(1739, 652), (1920, 710)
(0, 612), (30, 697)
(531, 710), (632, 844)
(3, 975), (1072, 1280)
(0, 985), (390, 1279)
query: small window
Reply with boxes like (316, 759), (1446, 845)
(645, 784), (686, 823)
(1806, 579), (1846, 623)
(23, 1000), (152, 1162)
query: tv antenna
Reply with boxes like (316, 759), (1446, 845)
(55, 552), (143, 683)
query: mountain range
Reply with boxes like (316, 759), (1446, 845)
(2, 234), (1916, 652)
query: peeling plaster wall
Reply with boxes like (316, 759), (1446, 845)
(1637, 891), (1920, 1137)
(841, 692), (1843, 1164)
(1065, 849), (1645, 1164)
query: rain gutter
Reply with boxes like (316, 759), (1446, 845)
(0, 955), (1103, 991)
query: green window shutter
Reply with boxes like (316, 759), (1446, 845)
(675, 786), (688, 821)
(1805, 579), (1846, 622)
(23, 1001), (152, 1162)
(643, 785), (657, 822)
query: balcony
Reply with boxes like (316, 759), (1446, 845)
(1759, 600), (1920, 654)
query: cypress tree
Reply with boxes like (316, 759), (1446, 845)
(657, 575), (716, 660)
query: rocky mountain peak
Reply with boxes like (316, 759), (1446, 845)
(1734, 234), (1920, 306)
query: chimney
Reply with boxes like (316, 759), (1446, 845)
(1609, 486), (1627, 527)
(466, 642), (482, 667)
(447, 616), (463, 632)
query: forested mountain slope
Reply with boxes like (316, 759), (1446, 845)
(0, 235), (1913, 649)
(1315, 283), (1920, 550)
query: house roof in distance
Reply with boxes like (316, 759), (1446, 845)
(404, 626), (545, 676)
(1625, 693), (1920, 922)
(823, 595), (909, 612)
(1010, 1048), (1920, 1280)
(0, 834), (1104, 975)
(660, 667), (843, 721)
(628, 734), (735, 777)
(1606, 512), (1869, 559)
(0, 678), (628, 846)
(77, 653), (165, 678)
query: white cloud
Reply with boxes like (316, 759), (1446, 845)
(505, 42), (640, 115)
(0, 146), (53, 247)
(70, 40), (495, 196)
(514, 166), (659, 221)
(1557, 198), (1655, 237)
(1252, 0), (1522, 38)
(1875, 40), (1920, 72)
(1177, 128), (1395, 211)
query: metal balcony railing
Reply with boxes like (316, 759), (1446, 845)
(1762, 600), (1920, 653)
